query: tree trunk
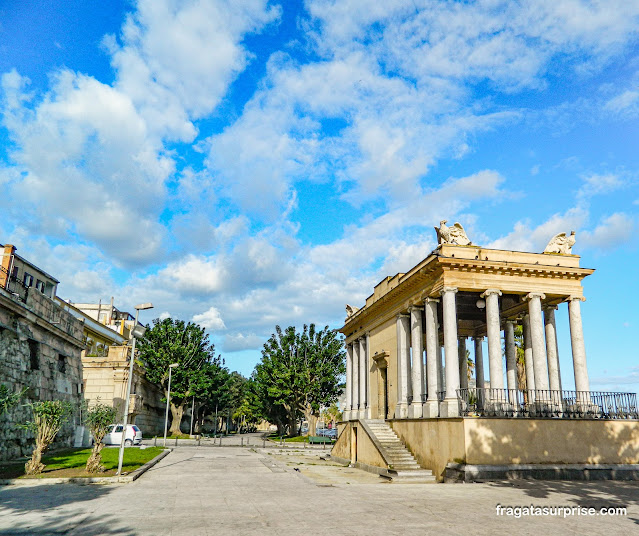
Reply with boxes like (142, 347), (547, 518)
(25, 446), (45, 475)
(169, 402), (185, 435)
(288, 411), (298, 437)
(86, 443), (106, 473)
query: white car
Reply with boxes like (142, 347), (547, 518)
(102, 424), (143, 446)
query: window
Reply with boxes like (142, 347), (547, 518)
(57, 354), (66, 373)
(28, 339), (39, 370)
(11, 266), (18, 279)
(23, 272), (33, 287)
(35, 280), (45, 293)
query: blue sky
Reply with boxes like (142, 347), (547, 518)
(1, 1), (638, 392)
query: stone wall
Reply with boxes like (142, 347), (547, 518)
(0, 290), (84, 461)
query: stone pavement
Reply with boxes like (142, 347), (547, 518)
(0, 446), (637, 535)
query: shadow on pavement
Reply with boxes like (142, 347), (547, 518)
(487, 479), (639, 509)
(0, 483), (126, 535)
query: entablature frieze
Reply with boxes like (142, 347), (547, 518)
(341, 251), (593, 336)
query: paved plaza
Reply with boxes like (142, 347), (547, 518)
(0, 443), (637, 535)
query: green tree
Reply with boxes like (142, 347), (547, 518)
(23, 400), (72, 475)
(137, 318), (221, 435)
(84, 401), (117, 473)
(254, 324), (346, 436)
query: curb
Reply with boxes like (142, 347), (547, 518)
(0, 448), (172, 487)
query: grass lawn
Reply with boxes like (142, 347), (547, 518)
(0, 446), (166, 480)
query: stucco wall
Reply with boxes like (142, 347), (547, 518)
(368, 317), (398, 418)
(331, 422), (351, 460)
(357, 424), (386, 468)
(391, 418), (466, 481)
(463, 418), (639, 465)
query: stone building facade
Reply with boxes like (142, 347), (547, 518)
(0, 245), (85, 460)
(82, 346), (166, 436)
(333, 228), (639, 481)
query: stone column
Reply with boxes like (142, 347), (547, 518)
(345, 343), (353, 420)
(352, 340), (360, 418)
(409, 307), (424, 418)
(473, 336), (485, 408)
(482, 289), (503, 390)
(504, 321), (517, 391)
(505, 320), (518, 406)
(526, 292), (550, 392)
(440, 287), (460, 417)
(438, 341), (444, 397)
(568, 296), (590, 394)
(365, 332), (371, 418)
(395, 313), (410, 418)
(458, 337), (468, 390)
(544, 306), (562, 392)
(424, 297), (440, 417)
(522, 314), (535, 396)
(358, 337), (367, 417)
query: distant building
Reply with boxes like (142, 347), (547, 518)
(0, 244), (85, 460)
(56, 299), (166, 436)
(66, 300), (137, 340)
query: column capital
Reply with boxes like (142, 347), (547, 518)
(423, 296), (440, 304)
(472, 335), (484, 341)
(543, 304), (558, 311)
(524, 292), (546, 301)
(407, 305), (424, 313)
(480, 288), (502, 298)
(396, 313), (410, 319)
(505, 318), (518, 325)
(440, 286), (458, 296)
(567, 295), (586, 302)
(358, 336), (366, 344)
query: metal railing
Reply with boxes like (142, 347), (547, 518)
(456, 388), (639, 420)
(0, 266), (29, 303)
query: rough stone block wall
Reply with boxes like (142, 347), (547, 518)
(0, 301), (84, 461)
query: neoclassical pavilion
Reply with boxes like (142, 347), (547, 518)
(332, 224), (639, 481)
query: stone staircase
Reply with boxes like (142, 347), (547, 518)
(362, 419), (436, 483)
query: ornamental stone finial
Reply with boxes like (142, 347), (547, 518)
(434, 219), (472, 246)
(345, 304), (359, 319)
(544, 230), (576, 254)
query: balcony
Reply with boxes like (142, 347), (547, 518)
(457, 387), (638, 420)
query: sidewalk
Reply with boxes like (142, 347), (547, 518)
(0, 446), (636, 535)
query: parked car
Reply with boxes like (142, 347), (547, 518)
(324, 428), (338, 440)
(100, 424), (143, 446)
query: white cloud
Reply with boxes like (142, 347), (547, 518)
(580, 213), (636, 251)
(578, 173), (624, 198)
(158, 311), (172, 321)
(222, 333), (263, 352)
(486, 207), (589, 252)
(193, 306), (226, 331)
(604, 90), (639, 117)
(0, 0), (279, 265)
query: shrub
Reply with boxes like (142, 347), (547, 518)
(84, 402), (117, 473)
(23, 400), (72, 475)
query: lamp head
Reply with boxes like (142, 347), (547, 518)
(135, 302), (154, 311)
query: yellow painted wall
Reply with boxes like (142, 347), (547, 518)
(391, 419), (466, 481)
(357, 425), (386, 469)
(331, 422), (351, 460)
(368, 317), (398, 418)
(463, 418), (639, 465)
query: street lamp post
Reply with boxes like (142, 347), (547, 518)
(163, 363), (179, 447)
(116, 302), (153, 477)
